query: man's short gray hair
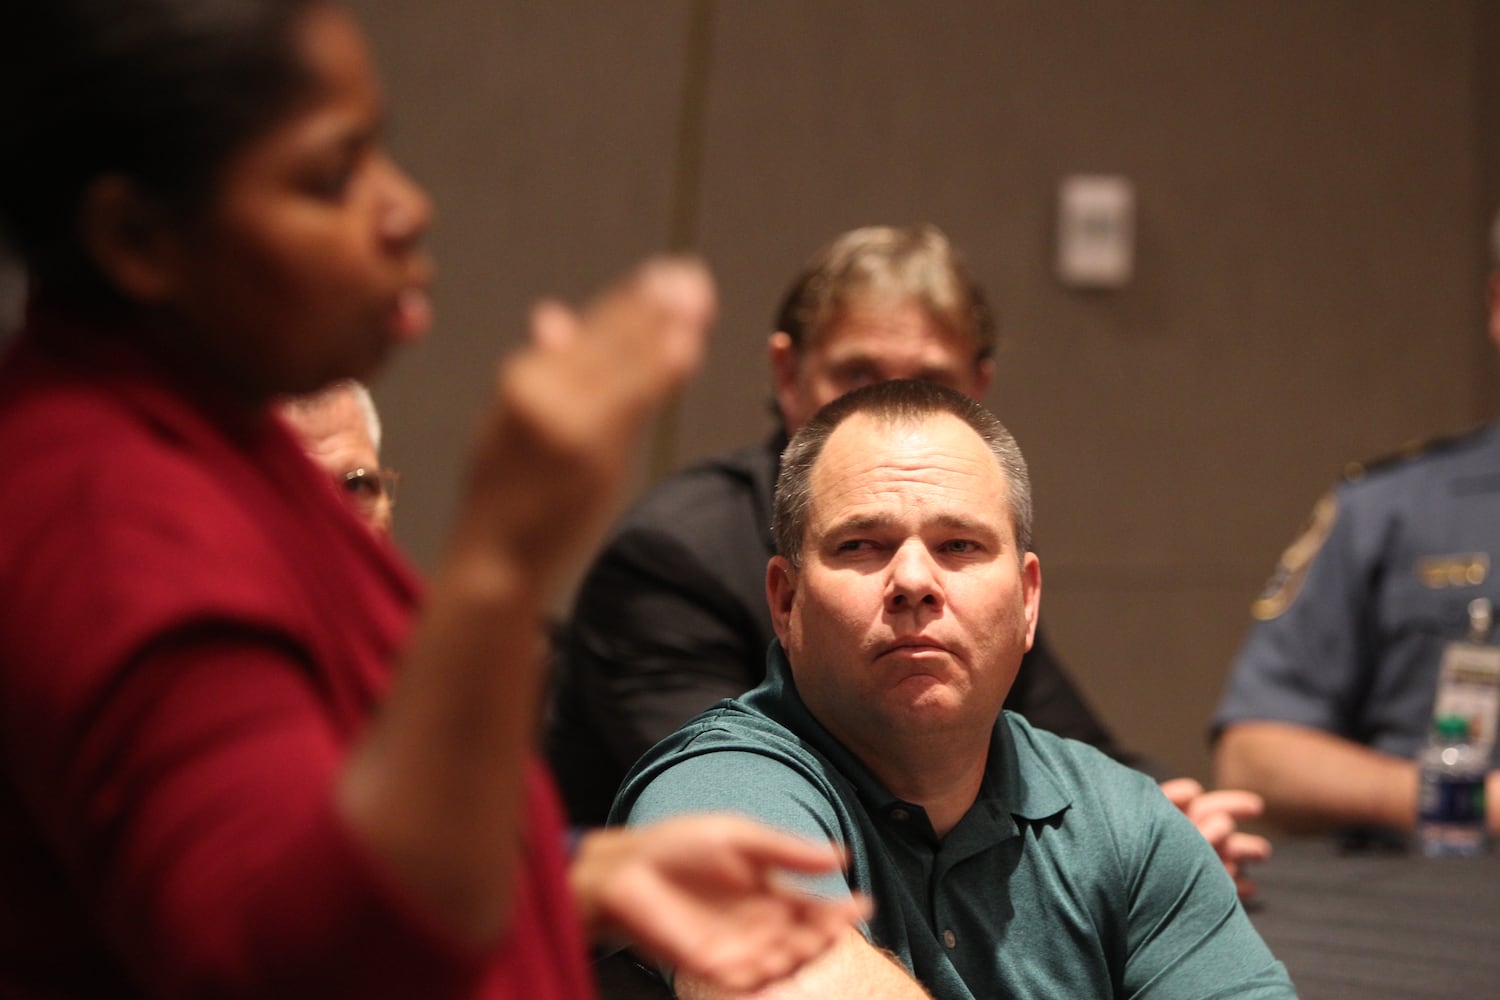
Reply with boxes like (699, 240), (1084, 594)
(279, 379), (382, 452)
(772, 379), (1033, 568)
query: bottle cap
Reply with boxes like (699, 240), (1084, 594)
(1434, 714), (1470, 741)
(1468, 598), (1493, 643)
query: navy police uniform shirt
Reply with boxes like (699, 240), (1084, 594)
(1214, 421), (1500, 766)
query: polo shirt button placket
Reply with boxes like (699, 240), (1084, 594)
(890, 807), (909, 822)
(942, 929), (957, 949)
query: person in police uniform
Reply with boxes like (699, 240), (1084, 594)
(1212, 213), (1500, 838)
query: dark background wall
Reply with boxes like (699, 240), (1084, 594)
(6, 1), (1495, 781)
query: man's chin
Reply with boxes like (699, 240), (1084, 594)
(887, 678), (966, 716)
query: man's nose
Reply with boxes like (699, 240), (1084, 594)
(885, 540), (943, 612)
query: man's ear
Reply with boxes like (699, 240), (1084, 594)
(766, 554), (799, 643)
(972, 356), (995, 398)
(78, 175), (185, 304)
(767, 331), (800, 422)
(1020, 551), (1042, 650)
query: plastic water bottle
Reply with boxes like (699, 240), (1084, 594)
(1416, 714), (1488, 858)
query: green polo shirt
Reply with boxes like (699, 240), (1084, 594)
(612, 643), (1293, 998)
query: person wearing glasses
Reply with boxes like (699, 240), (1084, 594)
(279, 380), (399, 534)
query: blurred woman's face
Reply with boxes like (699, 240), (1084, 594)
(161, 3), (432, 398)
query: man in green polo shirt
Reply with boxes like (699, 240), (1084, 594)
(613, 380), (1293, 999)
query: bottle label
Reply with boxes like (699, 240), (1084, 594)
(1418, 776), (1486, 824)
(1432, 642), (1500, 747)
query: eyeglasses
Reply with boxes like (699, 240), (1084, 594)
(341, 467), (399, 519)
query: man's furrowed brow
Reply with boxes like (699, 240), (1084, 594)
(929, 512), (999, 535)
(823, 511), (1001, 538)
(825, 513), (896, 536)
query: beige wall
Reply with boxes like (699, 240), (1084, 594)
(351, 0), (1497, 781)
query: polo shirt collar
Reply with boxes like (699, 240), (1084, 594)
(982, 710), (1072, 822)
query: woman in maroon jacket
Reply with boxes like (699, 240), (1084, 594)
(0, 2), (862, 996)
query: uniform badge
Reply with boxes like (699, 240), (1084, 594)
(1416, 553), (1489, 589)
(1252, 493), (1337, 621)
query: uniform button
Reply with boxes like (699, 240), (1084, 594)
(890, 807), (909, 822)
(943, 929), (957, 949)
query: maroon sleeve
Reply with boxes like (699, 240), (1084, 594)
(14, 628), (500, 998)
(0, 370), (592, 997)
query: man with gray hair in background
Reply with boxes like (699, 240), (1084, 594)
(278, 380), (398, 535)
(613, 380), (1293, 999)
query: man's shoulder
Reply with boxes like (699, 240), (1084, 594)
(1338, 421), (1500, 504)
(1004, 716), (1216, 888)
(626, 698), (829, 782)
(1003, 713), (1161, 813)
(611, 697), (853, 829)
(1008, 713), (1150, 776)
(1234, 427), (1498, 625)
(618, 438), (776, 530)
(564, 439), (779, 669)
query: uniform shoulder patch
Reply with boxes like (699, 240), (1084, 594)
(1251, 492), (1338, 621)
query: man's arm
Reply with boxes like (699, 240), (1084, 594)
(1214, 720), (1419, 832)
(1117, 773), (1295, 997)
(676, 926), (932, 1000)
(1210, 486), (1401, 835)
(1158, 778), (1271, 897)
